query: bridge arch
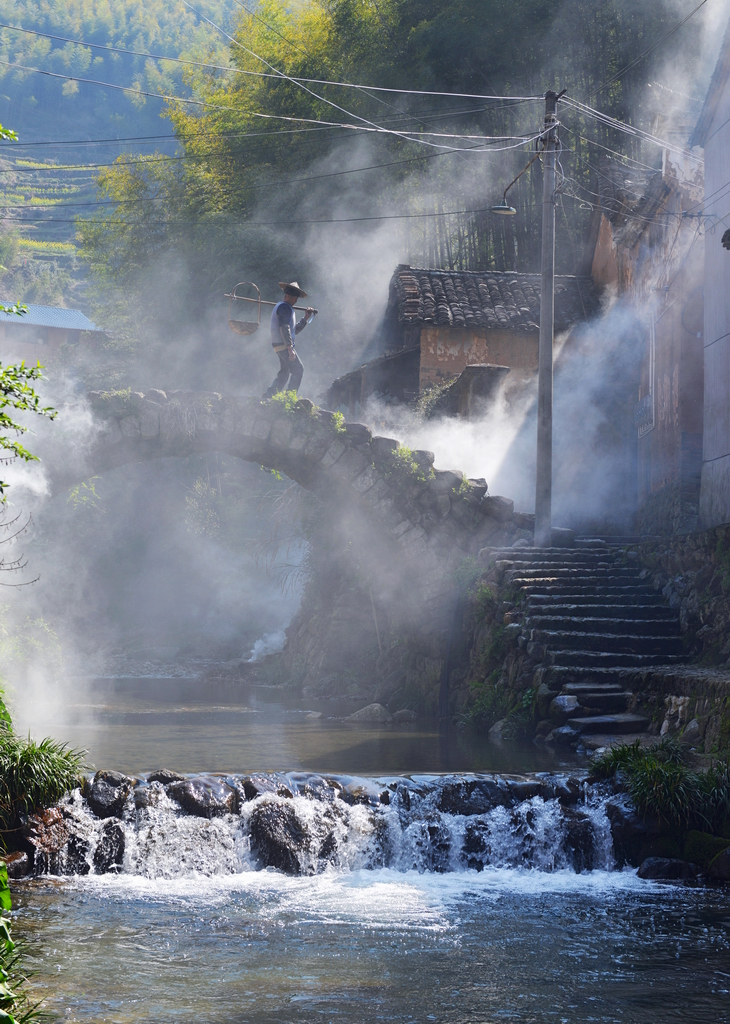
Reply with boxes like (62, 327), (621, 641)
(54, 389), (524, 636)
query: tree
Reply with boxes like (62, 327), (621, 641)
(0, 126), (57, 500)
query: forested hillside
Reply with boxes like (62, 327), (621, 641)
(71, 0), (717, 391)
(0, 1), (718, 385)
(0, 0), (238, 306)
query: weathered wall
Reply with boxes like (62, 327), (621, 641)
(591, 151), (704, 535)
(418, 326), (538, 390)
(700, 72), (730, 527)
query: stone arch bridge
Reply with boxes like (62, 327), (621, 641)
(54, 388), (529, 699)
(67, 388), (525, 576)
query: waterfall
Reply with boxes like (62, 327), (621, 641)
(31, 771), (620, 880)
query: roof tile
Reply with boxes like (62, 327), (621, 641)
(392, 268), (599, 332)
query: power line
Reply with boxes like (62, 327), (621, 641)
(562, 95), (703, 160)
(0, 20), (540, 103)
(228, 0), (307, 56)
(0, 54), (537, 154)
(561, 124), (704, 195)
(0, 130), (545, 211)
(592, 0), (710, 96)
(0, 204), (520, 227)
(179, 0), (536, 154)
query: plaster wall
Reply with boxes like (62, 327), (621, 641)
(700, 73), (730, 526)
(0, 323), (81, 362)
(419, 326), (538, 391)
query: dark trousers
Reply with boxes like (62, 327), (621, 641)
(265, 348), (304, 398)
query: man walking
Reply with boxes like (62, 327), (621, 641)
(264, 281), (314, 398)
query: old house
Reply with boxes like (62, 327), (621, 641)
(0, 302), (104, 362)
(690, 16), (730, 529)
(589, 134), (704, 535)
(326, 267), (599, 414)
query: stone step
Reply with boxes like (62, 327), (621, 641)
(562, 681), (625, 694)
(519, 584), (656, 596)
(526, 615), (679, 637)
(548, 650), (685, 668)
(532, 629), (684, 655)
(510, 567), (641, 579)
(577, 691), (632, 713)
(543, 664), (675, 687)
(566, 713), (651, 735)
(527, 592), (666, 607)
(492, 547), (610, 558)
(514, 579), (648, 592)
(499, 558), (623, 569)
(526, 602), (676, 620)
(581, 733), (655, 751)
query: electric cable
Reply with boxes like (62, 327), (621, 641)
(0, 54), (542, 154)
(0, 133), (545, 211)
(0, 21), (541, 103)
(561, 124), (703, 195)
(591, 0), (710, 97)
(0, 203), (522, 226)
(178, 0), (537, 154)
(563, 95), (702, 160)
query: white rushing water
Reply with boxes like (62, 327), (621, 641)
(17, 772), (730, 1024)
(42, 772), (617, 880)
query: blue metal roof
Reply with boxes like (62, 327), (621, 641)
(0, 302), (101, 332)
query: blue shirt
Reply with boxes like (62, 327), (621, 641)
(271, 301), (296, 350)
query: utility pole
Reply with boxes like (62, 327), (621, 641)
(534, 90), (562, 548)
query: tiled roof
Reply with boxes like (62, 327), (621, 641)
(0, 302), (101, 332)
(391, 267), (599, 332)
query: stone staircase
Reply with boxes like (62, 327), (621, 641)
(491, 542), (685, 750)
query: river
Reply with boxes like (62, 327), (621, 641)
(11, 679), (730, 1023)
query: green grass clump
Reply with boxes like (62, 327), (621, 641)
(591, 739), (730, 832)
(683, 829), (730, 868)
(0, 734), (85, 834)
(0, 861), (48, 1022)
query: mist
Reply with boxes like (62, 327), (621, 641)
(0, 0), (722, 741)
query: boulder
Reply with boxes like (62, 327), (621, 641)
(462, 821), (490, 871)
(708, 847), (730, 881)
(392, 709), (417, 723)
(606, 801), (679, 867)
(545, 725), (581, 746)
(248, 801), (308, 874)
(343, 422), (372, 445)
(562, 810), (595, 872)
(147, 769), (186, 785)
(679, 718), (702, 746)
(239, 775), (293, 802)
(167, 777), (239, 818)
(64, 832), (92, 876)
(93, 820), (125, 874)
(345, 703), (392, 724)
(488, 718), (506, 741)
(87, 770), (134, 819)
(3, 852), (29, 878)
(23, 807), (68, 856)
(549, 694), (580, 723)
(638, 857), (701, 881)
(437, 778), (510, 816)
(481, 495), (514, 521)
(536, 683), (557, 718)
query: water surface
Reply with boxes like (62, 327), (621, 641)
(12, 678), (730, 1023)
(21, 677), (579, 775)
